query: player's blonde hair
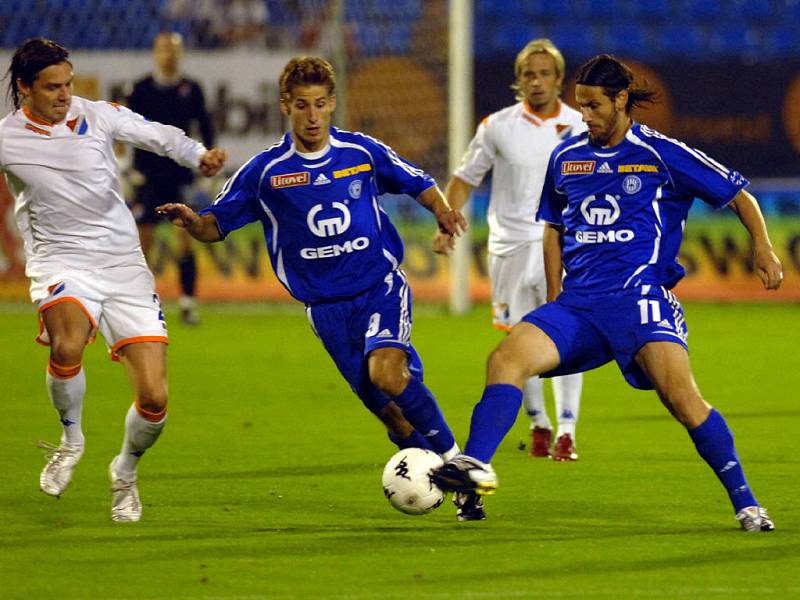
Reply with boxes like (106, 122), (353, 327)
(279, 56), (336, 100)
(511, 38), (565, 101)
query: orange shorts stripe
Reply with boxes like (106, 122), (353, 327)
(110, 336), (169, 362)
(492, 322), (512, 332)
(135, 403), (167, 423)
(48, 358), (82, 379)
(36, 297), (98, 346)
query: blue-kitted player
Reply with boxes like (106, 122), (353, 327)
(157, 56), (484, 518)
(434, 55), (783, 531)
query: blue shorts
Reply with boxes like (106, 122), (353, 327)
(306, 269), (424, 413)
(522, 285), (688, 390)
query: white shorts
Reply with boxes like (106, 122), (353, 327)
(487, 243), (546, 330)
(32, 263), (168, 361)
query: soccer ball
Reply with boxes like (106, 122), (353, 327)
(382, 447), (445, 515)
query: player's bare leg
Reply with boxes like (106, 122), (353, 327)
(39, 302), (92, 496)
(110, 342), (168, 522)
(369, 347), (458, 460)
(636, 341), (773, 531)
(435, 323), (561, 495)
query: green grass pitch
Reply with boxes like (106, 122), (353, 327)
(1, 301), (799, 599)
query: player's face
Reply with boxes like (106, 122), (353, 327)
(18, 61), (73, 124)
(153, 33), (183, 76)
(576, 84), (629, 147)
(517, 53), (562, 114)
(281, 85), (336, 153)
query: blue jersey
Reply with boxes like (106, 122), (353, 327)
(537, 123), (748, 294)
(201, 127), (436, 304)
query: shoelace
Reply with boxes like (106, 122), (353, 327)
(36, 440), (80, 465)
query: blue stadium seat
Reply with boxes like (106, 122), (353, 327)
(709, 25), (762, 59)
(549, 25), (600, 60)
(735, 0), (776, 21)
(765, 25), (799, 56)
(490, 23), (546, 55)
(683, 0), (724, 21)
(602, 23), (656, 62)
(622, 0), (672, 20)
(657, 24), (708, 56)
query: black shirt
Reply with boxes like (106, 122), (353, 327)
(127, 75), (215, 186)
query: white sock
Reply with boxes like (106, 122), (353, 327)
(553, 373), (582, 439)
(523, 376), (551, 429)
(441, 443), (460, 462)
(115, 404), (167, 479)
(46, 368), (86, 447)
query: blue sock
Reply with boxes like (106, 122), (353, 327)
(388, 430), (434, 451)
(392, 376), (455, 455)
(688, 409), (758, 513)
(464, 384), (523, 463)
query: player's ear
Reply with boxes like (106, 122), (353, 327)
(329, 93), (337, 112)
(280, 98), (290, 117)
(615, 89), (628, 112)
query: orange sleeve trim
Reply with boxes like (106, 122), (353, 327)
(48, 358), (82, 379)
(36, 297), (98, 346)
(492, 323), (512, 332)
(110, 336), (169, 362)
(135, 403), (167, 423)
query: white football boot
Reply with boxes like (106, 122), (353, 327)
(735, 506), (775, 532)
(109, 456), (142, 522)
(39, 441), (84, 497)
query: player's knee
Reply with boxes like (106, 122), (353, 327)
(49, 337), (85, 366)
(369, 358), (409, 397)
(136, 385), (168, 414)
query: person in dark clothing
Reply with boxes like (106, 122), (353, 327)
(127, 32), (215, 325)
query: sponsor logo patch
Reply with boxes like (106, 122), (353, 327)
(561, 161), (595, 175)
(349, 179), (362, 199)
(623, 175), (642, 194)
(271, 171), (310, 188)
(597, 161), (613, 174)
(333, 163), (372, 179)
(618, 164), (659, 173)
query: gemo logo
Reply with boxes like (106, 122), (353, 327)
(575, 229), (634, 243)
(307, 202), (351, 237)
(580, 194), (621, 225)
(300, 237), (370, 259)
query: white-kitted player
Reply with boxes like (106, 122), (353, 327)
(436, 39), (586, 462)
(0, 38), (227, 521)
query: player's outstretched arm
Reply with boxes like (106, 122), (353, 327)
(543, 223), (565, 302)
(199, 148), (228, 177)
(156, 203), (222, 242)
(729, 189), (783, 290)
(418, 185), (468, 238)
(433, 176), (475, 255)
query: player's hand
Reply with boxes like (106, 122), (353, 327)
(199, 148), (228, 177)
(156, 203), (199, 229)
(753, 243), (783, 290)
(432, 230), (455, 255)
(434, 206), (468, 237)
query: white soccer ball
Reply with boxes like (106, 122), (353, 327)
(382, 447), (446, 515)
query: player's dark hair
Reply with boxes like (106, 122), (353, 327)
(575, 54), (659, 113)
(279, 56), (336, 100)
(5, 38), (71, 109)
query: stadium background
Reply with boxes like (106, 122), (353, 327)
(1, 0), (799, 304)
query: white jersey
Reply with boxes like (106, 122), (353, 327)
(0, 96), (205, 279)
(454, 100), (585, 256)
